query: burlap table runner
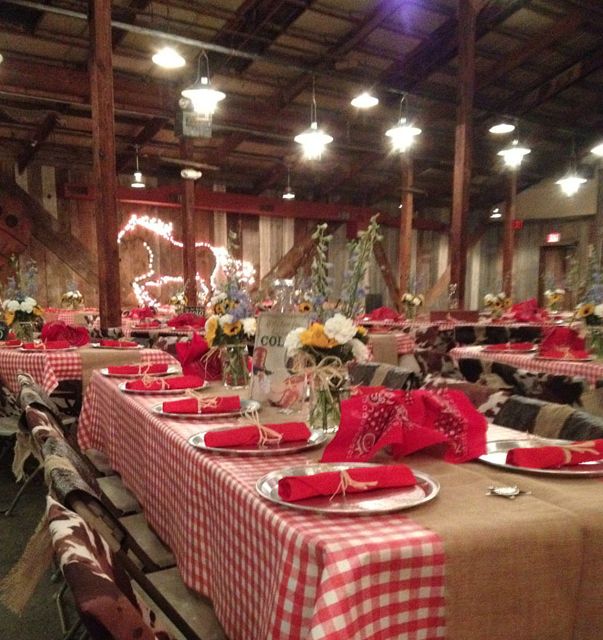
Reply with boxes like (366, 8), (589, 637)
(367, 333), (399, 365)
(79, 346), (142, 390)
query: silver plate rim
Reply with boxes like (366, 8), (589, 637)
(152, 398), (260, 419)
(479, 438), (603, 477)
(91, 343), (143, 350)
(188, 428), (326, 456)
(255, 462), (440, 515)
(481, 346), (537, 353)
(533, 355), (594, 362)
(118, 380), (208, 395)
(18, 345), (78, 352)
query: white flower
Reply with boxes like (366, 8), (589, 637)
(242, 317), (256, 336)
(324, 313), (357, 344)
(284, 327), (304, 354)
(350, 338), (369, 362)
(219, 314), (234, 327)
(595, 304), (603, 318)
(24, 296), (37, 306)
(412, 296), (422, 306)
(21, 301), (34, 313)
(402, 292), (413, 302)
(6, 300), (20, 312)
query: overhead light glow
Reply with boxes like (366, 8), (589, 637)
(490, 210), (502, 219)
(489, 122), (515, 135)
(152, 47), (186, 69)
(131, 171), (146, 188)
(386, 118), (422, 153)
(591, 142), (603, 157)
(351, 92), (379, 109)
(180, 168), (202, 180)
(0, 53), (4, 65)
(546, 232), (561, 243)
(556, 174), (586, 197)
(294, 121), (333, 160)
(282, 186), (296, 200)
(181, 52), (225, 118)
(498, 139), (531, 168)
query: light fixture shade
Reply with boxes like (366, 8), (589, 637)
(385, 118), (421, 153)
(351, 92), (379, 109)
(181, 77), (225, 117)
(556, 174), (586, 197)
(591, 142), (603, 156)
(181, 168), (202, 180)
(0, 53), (3, 65)
(497, 139), (530, 168)
(131, 171), (146, 188)
(294, 121), (333, 160)
(282, 186), (296, 200)
(489, 122), (515, 134)
(152, 47), (186, 69)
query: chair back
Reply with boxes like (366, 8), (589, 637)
(349, 362), (419, 390)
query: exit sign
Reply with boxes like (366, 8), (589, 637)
(546, 232), (561, 243)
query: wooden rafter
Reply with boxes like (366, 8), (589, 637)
(115, 117), (168, 172)
(16, 111), (57, 173)
(111, 0), (152, 49)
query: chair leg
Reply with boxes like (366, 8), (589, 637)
(3, 464), (43, 516)
(55, 581), (70, 634)
(62, 619), (82, 640)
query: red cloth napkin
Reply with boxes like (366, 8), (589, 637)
(162, 395), (241, 414)
(538, 348), (590, 360)
(41, 321), (90, 347)
(128, 306), (156, 320)
(540, 327), (585, 351)
(321, 388), (487, 464)
(364, 307), (401, 322)
(506, 440), (603, 469)
(0, 339), (22, 347)
(168, 313), (206, 328)
(22, 340), (72, 350)
(107, 363), (169, 375)
(277, 464), (416, 502)
(99, 339), (139, 348)
(125, 375), (204, 391)
(132, 320), (161, 329)
(483, 342), (534, 352)
(204, 422), (311, 448)
(175, 332), (221, 380)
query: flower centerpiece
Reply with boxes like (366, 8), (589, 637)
(544, 288), (565, 313)
(2, 256), (43, 341)
(169, 290), (188, 313)
(284, 216), (379, 433)
(574, 303), (603, 357)
(483, 291), (511, 319)
(61, 285), (83, 310)
(401, 291), (424, 320)
(204, 259), (257, 388)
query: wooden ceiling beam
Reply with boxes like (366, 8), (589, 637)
(111, 0), (152, 49)
(115, 116), (169, 172)
(16, 111), (57, 172)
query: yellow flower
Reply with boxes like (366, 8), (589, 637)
(224, 299), (238, 312)
(493, 299), (503, 309)
(356, 326), (368, 338)
(298, 301), (312, 313)
(503, 297), (512, 309)
(213, 302), (225, 315)
(205, 316), (218, 346)
(577, 303), (595, 318)
(33, 305), (44, 317)
(223, 321), (242, 337)
(300, 323), (338, 350)
(5, 311), (14, 326)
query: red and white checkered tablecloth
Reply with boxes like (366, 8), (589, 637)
(0, 347), (176, 394)
(78, 373), (446, 640)
(395, 332), (415, 355)
(449, 345), (603, 386)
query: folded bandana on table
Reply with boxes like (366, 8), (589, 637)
(125, 374), (204, 391)
(168, 313), (206, 328)
(509, 298), (547, 323)
(204, 422), (311, 448)
(540, 326), (585, 352)
(176, 332), (221, 380)
(1, 339), (22, 347)
(41, 321), (90, 347)
(99, 339), (139, 348)
(538, 348), (590, 360)
(277, 464), (416, 502)
(321, 388), (487, 463)
(22, 340), (72, 350)
(363, 307), (402, 322)
(506, 439), (603, 469)
(162, 395), (240, 414)
(107, 363), (169, 375)
(127, 306), (156, 319)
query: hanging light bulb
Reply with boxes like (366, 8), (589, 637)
(181, 51), (225, 118)
(556, 140), (587, 197)
(351, 91), (379, 109)
(489, 121), (515, 135)
(294, 77), (333, 160)
(591, 142), (603, 156)
(152, 46), (185, 69)
(282, 168), (295, 200)
(490, 207), (502, 219)
(131, 145), (146, 189)
(386, 95), (421, 153)
(497, 139), (531, 169)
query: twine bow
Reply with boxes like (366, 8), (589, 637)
(139, 372), (170, 390)
(292, 353), (347, 402)
(558, 441), (599, 464)
(198, 345), (221, 377)
(246, 410), (283, 448)
(329, 469), (378, 501)
(186, 389), (220, 413)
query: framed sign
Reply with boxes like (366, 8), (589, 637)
(250, 312), (310, 408)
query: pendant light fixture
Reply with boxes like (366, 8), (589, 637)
(181, 51), (225, 118)
(351, 91), (379, 109)
(131, 145), (146, 189)
(153, 47), (185, 69)
(591, 141), (603, 156)
(497, 138), (531, 169)
(294, 77), (333, 160)
(556, 140), (586, 197)
(386, 95), (421, 153)
(282, 167), (295, 200)
(488, 120), (515, 135)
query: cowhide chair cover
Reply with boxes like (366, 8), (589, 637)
(47, 496), (171, 640)
(349, 362), (420, 391)
(413, 348), (465, 384)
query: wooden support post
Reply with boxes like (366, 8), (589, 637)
(89, 0), (121, 330)
(180, 138), (197, 306)
(449, 0), (477, 309)
(502, 171), (517, 296)
(398, 155), (414, 295)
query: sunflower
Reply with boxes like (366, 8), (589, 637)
(503, 297), (512, 309)
(576, 303), (595, 318)
(300, 323), (338, 350)
(213, 302), (225, 315)
(355, 325), (368, 338)
(223, 299), (238, 312)
(223, 320), (243, 336)
(298, 301), (312, 313)
(205, 316), (219, 346)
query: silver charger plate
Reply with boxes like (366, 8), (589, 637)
(152, 398), (260, 419)
(91, 343), (143, 350)
(482, 346), (537, 353)
(19, 346), (77, 352)
(118, 380), (208, 395)
(100, 365), (180, 378)
(188, 429), (327, 455)
(256, 462), (439, 515)
(533, 355), (593, 362)
(479, 439), (603, 477)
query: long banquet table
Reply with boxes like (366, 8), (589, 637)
(78, 373), (603, 640)
(450, 344), (603, 386)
